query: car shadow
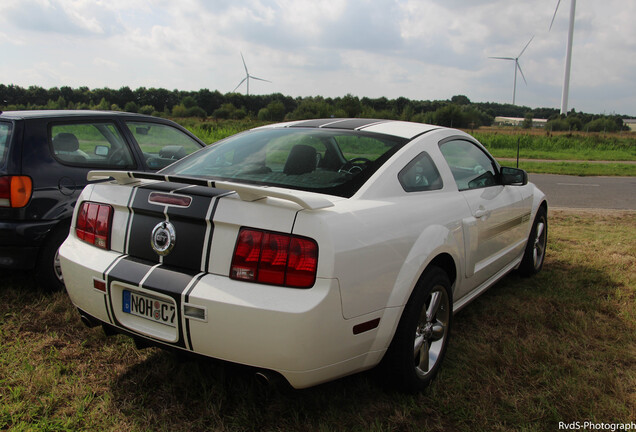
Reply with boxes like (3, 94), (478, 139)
(107, 348), (398, 431)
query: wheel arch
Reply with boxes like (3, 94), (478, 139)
(386, 221), (462, 312)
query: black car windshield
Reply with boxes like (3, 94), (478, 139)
(161, 128), (407, 198)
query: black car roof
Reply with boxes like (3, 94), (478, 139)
(0, 110), (160, 121)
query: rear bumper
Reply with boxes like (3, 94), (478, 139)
(0, 220), (59, 269)
(60, 236), (394, 389)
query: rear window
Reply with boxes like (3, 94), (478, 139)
(161, 128), (406, 198)
(0, 122), (12, 167)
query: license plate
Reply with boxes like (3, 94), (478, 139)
(122, 290), (176, 327)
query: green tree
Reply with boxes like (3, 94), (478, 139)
(95, 97), (110, 110)
(522, 113), (533, 129)
(451, 95), (471, 105)
(289, 97), (334, 120)
(212, 103), (238, 119)
(124, 101), (139, 113)
(337, 94), (362, 118)
(139, 105), (155, 115)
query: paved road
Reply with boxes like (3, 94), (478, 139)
(529, 174), (636, 210)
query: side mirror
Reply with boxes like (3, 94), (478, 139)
(501, 166), (528, 186)
(94, 145), (109, 156)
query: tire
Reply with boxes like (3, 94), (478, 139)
(383, 266), (452, 393)
(35, 224), (69, 292)
(518, 206), (547, 277)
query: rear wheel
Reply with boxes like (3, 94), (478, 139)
(518, 207), (547, 276)
(384, 266), (452, 393)
(35, 225), (69, 292)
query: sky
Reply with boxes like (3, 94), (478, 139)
(0, 0), (635, 116)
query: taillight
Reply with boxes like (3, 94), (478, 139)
(0, 176), (32, 208)
(76, 202), (113, 249)
(230, 228), (318, 288)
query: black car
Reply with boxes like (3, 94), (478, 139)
(0, 110), (206, 290)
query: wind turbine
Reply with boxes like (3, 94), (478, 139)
(490, 36), (534, 105)
(232, 53), (271, 95)
(550, 0), (576, 115)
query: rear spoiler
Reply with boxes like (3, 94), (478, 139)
(87, 170), (335, 210)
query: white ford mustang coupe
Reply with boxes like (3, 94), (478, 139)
(60, 119), (547, 391)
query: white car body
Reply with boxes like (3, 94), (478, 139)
(60, 119), (547, 389)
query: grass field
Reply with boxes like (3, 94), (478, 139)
(1, 209), (634, 431)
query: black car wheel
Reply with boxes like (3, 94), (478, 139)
(384, 266), (452, 393)
(518, 206), (547, 276)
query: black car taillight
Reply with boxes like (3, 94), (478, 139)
(0, 176), (32, 208)
(230, 228), (318, 288)
(76, 202), (113, 249)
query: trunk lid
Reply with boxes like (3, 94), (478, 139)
(93, 171), (322, 275)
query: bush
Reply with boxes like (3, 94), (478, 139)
(186, 106), (207, 119)
(585, 118), (619, 132)
(212, 103), (237, 120)
(139, 105), (155, 115)
(124, 101), (139, 113)
(172, 104), (188, 117)
(547, 118), (569, 131)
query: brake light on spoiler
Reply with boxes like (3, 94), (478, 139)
(76, 202), (113, 249)
(231, 228), (318, 288)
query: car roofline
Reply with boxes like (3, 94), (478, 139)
(255, 118), (442, 140)
(0, 110), (161, 120)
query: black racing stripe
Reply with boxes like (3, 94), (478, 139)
(325, 119), (388, 130)
(102, 254), (126, 325)
(104, 295), (113, 324)
(142, 265), (200, 296)
(102, 253), (126, 280)
(105, 258), (202, 349)
(126, 184), (228, 271)
(177, 185), (229, 199)
(104, 257), (155, 333)
(137, 264), (201, 349)
(183, 272), (206, 350)
(286, 118), (389, 130)
(166, 176), (209, 187)
(122, 186), (139, 254)
(126, 213), (162, 263)
(108, 256), (155, 283)
(202, 196), (220, 272)
(131, 172), (213, 188)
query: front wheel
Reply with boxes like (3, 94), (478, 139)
(383, 266), (452, 393)
(518, 206), (547, 276)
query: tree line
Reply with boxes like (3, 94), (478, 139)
(0, 84), (629, 132)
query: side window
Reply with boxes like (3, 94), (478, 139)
(126, 122), (202, 170)
(50, 123), (135, 168)
(0, 122), (12, 166)
(439, 140), (498, 191)
(398, 152), (443, 192)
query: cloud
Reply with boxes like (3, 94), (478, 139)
(0, 0), (633, 115)
(0, 0), (123, 36)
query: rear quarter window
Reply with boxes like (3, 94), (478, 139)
(0, 122), (12, 167)
(398, 152), (443, 192)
